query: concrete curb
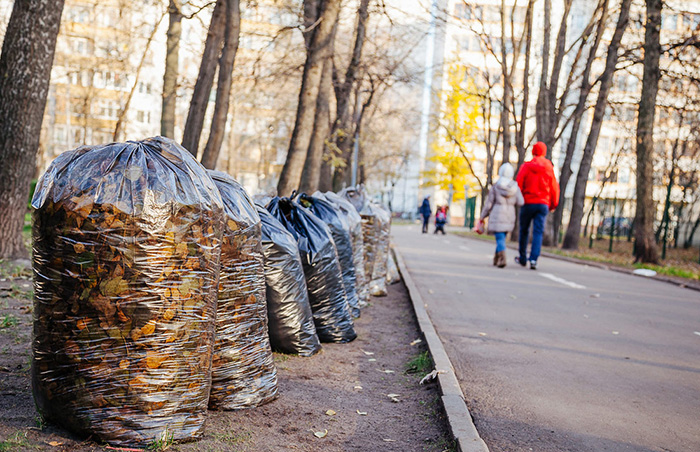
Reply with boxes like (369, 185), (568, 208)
(392, 247), (490, 452)
(453, 232), (700, 293)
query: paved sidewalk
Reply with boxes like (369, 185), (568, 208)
(393, 224), (700, 452)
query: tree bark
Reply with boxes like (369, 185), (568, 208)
(0, 0), (65, 259)
(552, 0), (609, 243)
(277, 0), (341, 196)
(200, 0), (241, 169)
(161, 0), (183, 138)
(499, 0), (512, 163)
(633, 0), (662, 263)
(327, 0), (371, 190)
(181, 0), (226, 157)
(562, 0), (632, 250)
(299, 57), (334, 193)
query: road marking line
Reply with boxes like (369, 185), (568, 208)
(539, 273), (586, 289)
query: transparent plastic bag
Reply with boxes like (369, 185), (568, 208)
(369, 203), (391, 297)
(319, 191), (367, 308)
(257, 205), (321, 356)
(386, 250), (401, 285)
(298, 193), (360, 318)
(208, 171), (277, 410)
(31, 137), (223, 447)
(267, 197), (356, 343)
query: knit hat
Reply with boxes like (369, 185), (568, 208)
(533, 141), (547, 157)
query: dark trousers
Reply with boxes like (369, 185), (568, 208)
(519, 204), (549, 263)
(422, 215), (430, 233)
(434, 221), (446, 234)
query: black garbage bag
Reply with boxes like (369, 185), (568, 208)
(321, 191), (367, 307)
(267, 197), (356, 343)
(31, 137), (223, 447)
(297, 193), (360, 318)
(256, 205), (321, 356)
(208, 171), (278, 409)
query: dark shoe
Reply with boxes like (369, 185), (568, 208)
(515, 256), (526, 267)
(529, 260), (537, 270)
(496, 251), (507, 268)
(493, 252), (498, 266)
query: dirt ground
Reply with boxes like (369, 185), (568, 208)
(0, 261), (454, 452)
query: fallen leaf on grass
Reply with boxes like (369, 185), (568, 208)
(383, 439), (396, 442)
(368, 358), (376, 362)
(356, 410), (367, 415)
(509, 295), (517, 299)
(325, 409), (336, 416)
(362, 350), (374, 356)
(409, 339), (422, 346)
(313, 429), (328, 438)
(387, 393), (400, 402)
(353, 385), (363, 390)
(428, 289), (434, 294)
(612, 331), (619, 335)
(478, 332), (487, 337)
(47, 441), (64, 446)
(378, 369), (395, 374)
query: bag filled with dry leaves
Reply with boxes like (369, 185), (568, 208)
(208, 171), (277, 410)
(257, 205), (321, 356)
(368, 202), (391, 297)
(266, 197), (356, 343)
(297, 193), (360, 318)
(31, 137), (223, 447)
(340, 187), (379, 298)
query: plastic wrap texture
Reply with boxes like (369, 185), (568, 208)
(298, 193), (360, 318)
(208, 171), (277, 409)
(340, 188), (379, 295)
(31, 137), (223, 446)
(386, 250), (401, 284)
(320, 192), (367, 307)
(369, 203), (392, 297)
(266, 198), (356, 343)
(256, 205), (321, 356)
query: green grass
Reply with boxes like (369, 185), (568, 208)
(0, 314), (19, 329)
(147, 428), (174, 451)
(0, 431), (33, 451)
(406, 351), (432, 375)
(634, 263), (700, 280)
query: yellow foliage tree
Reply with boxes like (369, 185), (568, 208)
(423, 64), (482, 203)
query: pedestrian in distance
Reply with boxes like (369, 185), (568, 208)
(477, 163), (524, 268)
(434, 205), (448, 235)
(515, 141), (560, 270)
(419, 195), (431, 234)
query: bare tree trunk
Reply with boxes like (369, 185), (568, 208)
(633, 0), (662, 263)
(277, 0), (341, 196)
(114, 13), (164, 141)
(535, 0), (552, 146)
(161, 0), (182, 138)
(562, 0), (631, 250)
(200, 0), (241, 169)
(0, 0), (64, 259)
(499, 0), (512, 164)
(552, 0), (609, 244)
(181, 0), (226, 156)
(328, 0), (371, 190)
(299, 57), (334, 193)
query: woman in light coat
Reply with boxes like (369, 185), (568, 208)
(478, 163), (524, 268)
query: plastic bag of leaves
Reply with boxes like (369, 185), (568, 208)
(208, 171), (278, 410)
(31, 137), (223, 447)
(267, 197), (356, 343)
(340, 188), (380, 293)
(386, 250), (401, 285)
(297, 193), (360, 318)
(319, 191), (367, 308)
(369, 203), (392, 297)
(256, 205), (321, 356)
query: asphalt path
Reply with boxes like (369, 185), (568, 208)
(393, 224), (700, 452)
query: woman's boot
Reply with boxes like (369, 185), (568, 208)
(493, 252), (499, 266)
(496, 250), (507, 268)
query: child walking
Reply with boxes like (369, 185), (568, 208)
(434, 206), (447, 234)
(478, 163), (524, 268)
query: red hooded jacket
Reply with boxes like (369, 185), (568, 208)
(516, 142), (560, 210)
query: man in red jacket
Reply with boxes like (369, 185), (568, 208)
(515, 141), (560, 269)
